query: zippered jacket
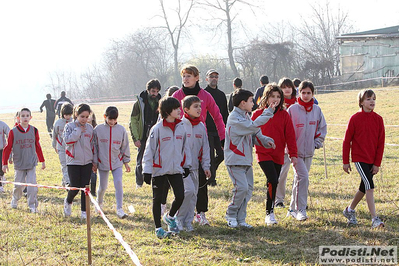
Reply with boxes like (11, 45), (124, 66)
(142, 119), (191, 177)
(287, 103), (327, 158)
(224, 107), (275, 166)
(0, 121), (10, 150)
(252, 108), (297, 164)
(172, 88), (226, 140)
(182, 117), (210, 171)
(342, 109), (384, 166)
(52, 117), (72, 150)
(64, 120), (96, 165)
(94, 123), (131, 171)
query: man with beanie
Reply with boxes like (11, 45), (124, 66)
(129, 79), (162, 188)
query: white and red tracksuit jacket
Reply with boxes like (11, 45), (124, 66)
(94, 122), (131, 171)
(142, 119), (191, 177)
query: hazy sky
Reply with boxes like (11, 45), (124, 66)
(0, 0), (398, 113)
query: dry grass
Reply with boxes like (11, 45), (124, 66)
(0, 88), (398, 265)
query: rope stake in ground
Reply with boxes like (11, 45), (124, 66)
(1, 180), (142, 266)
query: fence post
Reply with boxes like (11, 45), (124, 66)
(323, 144), (328, 179)
(85, 185), (92, 265)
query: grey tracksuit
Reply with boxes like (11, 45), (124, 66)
(177, 117), (210, 227)
(52, 117), (72, 185)
(142, 120), (191, 177)
(94, 123), (131, 209)
(64, 121), (96, 166)
(0, 121), (10, 181)
(224, 107), (275, 222)
(287, 103), (327, 211)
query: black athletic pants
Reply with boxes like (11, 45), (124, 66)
(152, 174), (184, 228)
(259, 161), (282, 214)
(67, 163), (92, 211)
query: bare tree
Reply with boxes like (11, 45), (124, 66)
(199, 0), (257, 77)
(293, 1), (353, 84)
(158, 0), (195, 84)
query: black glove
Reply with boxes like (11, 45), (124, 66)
(183, 168), (190, 178)
(144, 173), (152, 185)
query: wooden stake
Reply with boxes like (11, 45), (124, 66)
(323, 144), (328, 179)
(85, 185), (92, 265)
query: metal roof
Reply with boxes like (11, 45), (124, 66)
(336, 25), (399, 40)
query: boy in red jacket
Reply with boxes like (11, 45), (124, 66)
(342, 89), (385, 228)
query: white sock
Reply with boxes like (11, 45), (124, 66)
(348, 206), (354, 212)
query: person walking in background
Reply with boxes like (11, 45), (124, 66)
(172, 65), (225, 226)
(55, 91), (73, 118)
(225, 89), (276, 228)
(2, 108), (46, 213)
(94, 106), (131, 219)
(142, 97), (191, 239)
(252, 83), (297, 225)
(52, 103), (73, 187)
(204, 69), (228, 187)
(342, 89), (385, 228)
(0, 120), (10, 193)
(228, 77), (242, 112)
(253, 75), (269, 110)
(286, 80), (327, 221)
(274, 78), (298, 208)
(129, 79), (161, 188)
(40, 93), (56, 137)
(63, 104), (96, 220)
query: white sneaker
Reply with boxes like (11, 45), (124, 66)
(176, 219), (184, 231)
(63, 197), (72, 217)
(197, 212), (210, 226)
(185, 223), (194, 232)
(81, 211), (87, 220)
(136, 184), (142, 189)
(296, 209), (308, 221)
(96, 202), (104, 214)
(238, 222), (253, 229)
(226, 217), (238, 228)
(287, 209), (297, 219)
(30, 207), (38, 213)
(116, 209), (128, 219)
(0, 186), (4, 193)
(161, 204), (167, 217)
(265, 213), (278, 225)
(371, 216), (384, 229)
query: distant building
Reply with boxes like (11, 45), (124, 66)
(336, 25), (399, 82)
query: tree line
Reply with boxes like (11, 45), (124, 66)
(46, 0), (353, 100)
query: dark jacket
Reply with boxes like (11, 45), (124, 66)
(204, 85), (228, 133)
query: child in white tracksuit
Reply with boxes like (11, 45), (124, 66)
(287, 80), (327, 221)
(143, 96), (191, 238)
(52, 103), (73, 186)
(224, 89), (276, 228)
(176, 96), (211, 231)
(94, 106), (131, 219)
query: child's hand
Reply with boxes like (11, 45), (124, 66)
(343, 164), (351, 174)
(41, 162), (46, 170)
(54, 148), (58, 154)
(371, 165), (379, 175)
(124, 163), (131, 173)
(134, 140), (141, 148)
(204, 170), (211, 179)
(2, 165), (8, 173)
(290, 157), (298, 167)
(92, 163), (98, 172)
(268, 101), (278, 110)
(267, 141), (276, 149)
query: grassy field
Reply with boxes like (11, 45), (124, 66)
(0, 88), (398, 265)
